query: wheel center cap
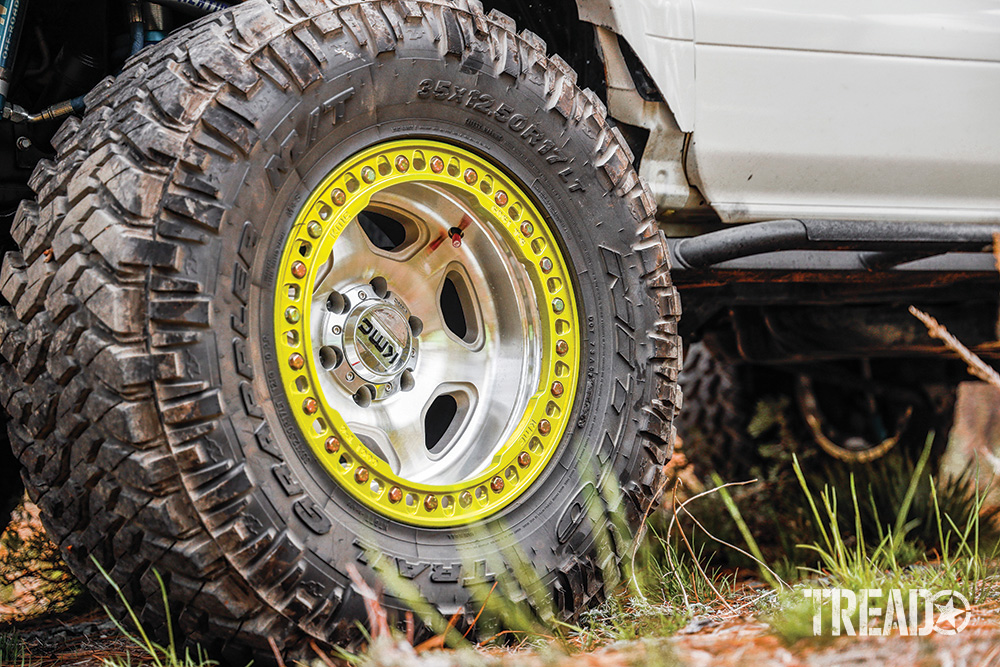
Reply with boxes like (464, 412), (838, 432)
(348, 303), (412, 377)
(320, 284), (419, 402)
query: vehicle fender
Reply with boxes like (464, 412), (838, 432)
(577, 0), (695, 132)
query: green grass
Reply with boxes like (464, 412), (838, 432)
(0, 629), (24, 665)
(91, 559), (224, 667)
(764, 442), (999, 644)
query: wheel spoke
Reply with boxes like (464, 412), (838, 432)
(313, 219), (382, 299)
(416, 330), (488, 389)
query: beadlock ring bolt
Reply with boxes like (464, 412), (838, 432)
(280, 140), (580, 527)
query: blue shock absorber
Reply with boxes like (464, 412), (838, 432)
(0, 0), (25, 110)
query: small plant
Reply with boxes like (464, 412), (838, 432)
(0, 629), (24, 665)
(91, 558), (225, 667)
(764, 439), (999, 644)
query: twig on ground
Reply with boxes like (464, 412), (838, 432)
(309, 640), (337, 667)
(268, 637), (288, 667)
(909, 306), (1000, 390)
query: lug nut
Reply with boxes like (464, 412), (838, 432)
(384, 383), (392, 394)
(291, 261), (307, 279)
(354, 467), (369, 484)
(361, 166), (376, 183)
(285, 306), (301, 324)
(346, 372), (355, 382)
(464, 168), (478, 184)
(424, 494), (438, 511)
(495, 191), (508, 206)
(325, 436), (340, 453)
(395, 156), (409, 172)
(289, 353), (305, 370)
(552, 298), (565, 314)
(518, 451), (531, 468)
(538, 419), (551, 435)
(459, 490), (473, 507)
(490, 476), (505, 493)
(430, 156), (444, 173)
(357, 290), (367, 300)
(551, 381), (564, 397)
(556, 340), (569, 356)
(540, 257), (553, 273)
(303, 397), (319, 414)
(333, 325), (342, 335)
(307, 221), (323, 238)
(388, 486), (403, 503)
(520, 221), (533, 237)
(332, 189), (346, 206)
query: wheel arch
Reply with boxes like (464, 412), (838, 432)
(575, 0), (695, 133)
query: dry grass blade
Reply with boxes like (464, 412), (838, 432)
(415, 608), (463, 652)
(268, 637), (287, 667)
(909, 306), (1000, 389)
(673, 501), (736, 613)
(463, 581), (498, 640)
(346, 563), (390, 640)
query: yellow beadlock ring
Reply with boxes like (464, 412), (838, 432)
(274, 139), (580, 527)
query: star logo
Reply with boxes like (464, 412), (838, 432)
(931, 590), (972, 635)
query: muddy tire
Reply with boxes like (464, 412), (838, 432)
(0, 0), (680, 661)
(0, 427), (21, 531)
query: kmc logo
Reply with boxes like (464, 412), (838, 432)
(358, 316), (402, 368)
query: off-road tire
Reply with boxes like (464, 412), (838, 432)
(0, 427), (21, 531)
(678, 343), (956, 478)
(0, 0), (681, 661)
(676, 342), (760, 480)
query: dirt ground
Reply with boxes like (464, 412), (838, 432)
(3, 382), (999, 667)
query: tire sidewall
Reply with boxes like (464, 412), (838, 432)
(168, 21), (655, 611)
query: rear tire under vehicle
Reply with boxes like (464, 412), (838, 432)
(678, 342), (955, 479)
(0, 0), (680, 660)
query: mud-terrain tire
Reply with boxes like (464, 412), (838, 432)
(678, 343), (955, 478)
(676, 342), (760, 480)
(0, 0), (681, 661)
(0, 428), (21, 531)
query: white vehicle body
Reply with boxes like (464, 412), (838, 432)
(588, 0), (1000, 224)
